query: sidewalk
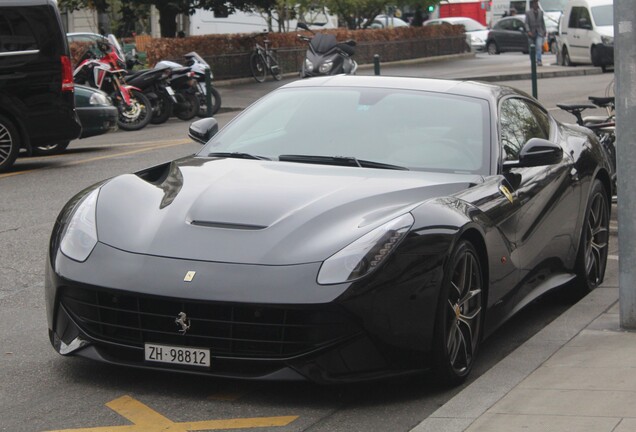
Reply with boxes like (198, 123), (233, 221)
(411, 206), (632, 432)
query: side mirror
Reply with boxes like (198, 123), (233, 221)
(503, 138), (563, 169)
(297, 22), (310, 31)
(188, 118), (218, 144)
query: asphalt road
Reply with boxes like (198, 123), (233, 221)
(0, 56), (618, 432)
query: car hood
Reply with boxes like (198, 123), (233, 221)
(596, 25), (613, 37)
(469, 30), (490, 41)
(95, 157), (481, 265)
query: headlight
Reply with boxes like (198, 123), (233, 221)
(319, 61), (333, 74)
(472, 36), (483, 44)
(601, 35), (613, 46)
(60, 188), (100, 262)
(89, 91), (110, 106)
(317, 213), (414, 285)
(304, 59), (314, 72)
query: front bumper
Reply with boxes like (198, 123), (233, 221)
(46, 241), (443, 383)
(77, 105), (118, 138)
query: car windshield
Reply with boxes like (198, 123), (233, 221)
(540, 0), (569, 11)
(592, 5), (613, 26)
(198, 87), (490, 174)
(457, 19), (487, 32)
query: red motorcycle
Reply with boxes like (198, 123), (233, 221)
(73, 34), (152, 131)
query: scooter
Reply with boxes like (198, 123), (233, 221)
(297, 22), (357, 78)
(155, 52), (222, 117)
(73, 35), (152, 131)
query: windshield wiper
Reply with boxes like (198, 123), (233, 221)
(278, 154), (408, 170)
(207, 152), (271, 160)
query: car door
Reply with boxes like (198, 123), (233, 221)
(493, 18), (516, 51)
(567, 6), (592, 61)
(509, 17), (530, 52)
(498, 97), (580, 305)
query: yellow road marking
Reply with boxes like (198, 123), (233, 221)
(44, 395), (298, 432)
(0, 139), (192, 179)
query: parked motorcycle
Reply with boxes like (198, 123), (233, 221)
(156, 52), (222, 118)
(73, 35), (152, 131)
(297, 23), (357, 78)
(124, 65), (178, 124)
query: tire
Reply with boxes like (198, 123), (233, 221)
(174, 92), (199, 121)
(487, 41), (499, 55)
(0, 114), (20, 172)
(150, 90), (173, 125)
(117, 89), (152, 131)
(250, 52), (267, 83)
(197, 86), (222, 118)
(433, 240), (483, 386)
(569, 179), (610, 299)
(32, 140), (70, 156)
(562, 46), (572, 66)
(268, 54), (282, 81)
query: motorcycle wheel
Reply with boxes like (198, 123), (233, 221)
(175, 92), (199, 121)
(150, 91), (173, 125)
(197, 87), (222, 118)
(117, 89), (152, 131)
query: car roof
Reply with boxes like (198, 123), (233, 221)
(279, 75), (519, 101)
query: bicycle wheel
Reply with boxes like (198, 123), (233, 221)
(250, 51), (267, 83)
(267, 53), (282, 81)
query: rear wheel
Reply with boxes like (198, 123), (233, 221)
(32, 140), (70, 156)
(150, 91), (173, 125)
(117, 89), (152, 131)
(250, 52), (267, 83)
(569, 179), (609, 299)
(268, 54), (282, 80)
(174, 92), (199, 121)
(487, 41), (499, 55)
(197, 86), (222, 118)
(0, 114), (19, 172)
(433, 240), (483, 386)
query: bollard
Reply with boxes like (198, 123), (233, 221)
(205, 67), (213, 117)
(373, 54), (380, 76)
(530, 44), (538, 98)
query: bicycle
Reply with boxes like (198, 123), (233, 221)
(250, 32), (282, 83)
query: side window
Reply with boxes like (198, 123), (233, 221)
(569, 7), (582, 28)
(497, 20), (511, 31)
(0, 9), (38, 53)
(500, 98), (550, 161)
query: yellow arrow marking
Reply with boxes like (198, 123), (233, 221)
(44, 395), (298, 432)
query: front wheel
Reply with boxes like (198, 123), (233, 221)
(0, 114), (20, 172)
(562, 46), (572, 66)
(250, 52), (267, 83)
(268, 54), (282, 80)
(150, 90), (173, 125)
(433, 240), (483, 386)
(117, 89), (152, 131)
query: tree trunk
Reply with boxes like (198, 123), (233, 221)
(157, 6), (178, 38)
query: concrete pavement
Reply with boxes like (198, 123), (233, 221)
(216, 54), (629, 432)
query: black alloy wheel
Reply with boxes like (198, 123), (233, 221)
(0, 114), (20, 172)
(434, 240), (483, 385)
(174, 92), (199, 121)
(571, 179), (609, 298)
(197, 86), (222, 118)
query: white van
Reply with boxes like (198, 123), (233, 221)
(558, 0), (614, 70)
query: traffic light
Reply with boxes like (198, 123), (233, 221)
(427, 5), (435, 13)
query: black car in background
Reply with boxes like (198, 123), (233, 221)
(486, 14), (559, 55)
(0, 0), (82, 171)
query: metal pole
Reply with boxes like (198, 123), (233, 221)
(205, 67), (212, 117)
(616, 0), (636, 329)
(530, 44), (538, 98)
(374, 54), (381, 76)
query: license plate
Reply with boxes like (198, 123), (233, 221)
(144, 343), (210, 367)
(165, 86), (175, 96)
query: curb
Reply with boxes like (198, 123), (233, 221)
(463, 65), (603, 82)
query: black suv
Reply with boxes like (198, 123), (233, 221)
(0, 0), (82, 172)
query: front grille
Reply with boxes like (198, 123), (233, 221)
(61, 286), (361, 358)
